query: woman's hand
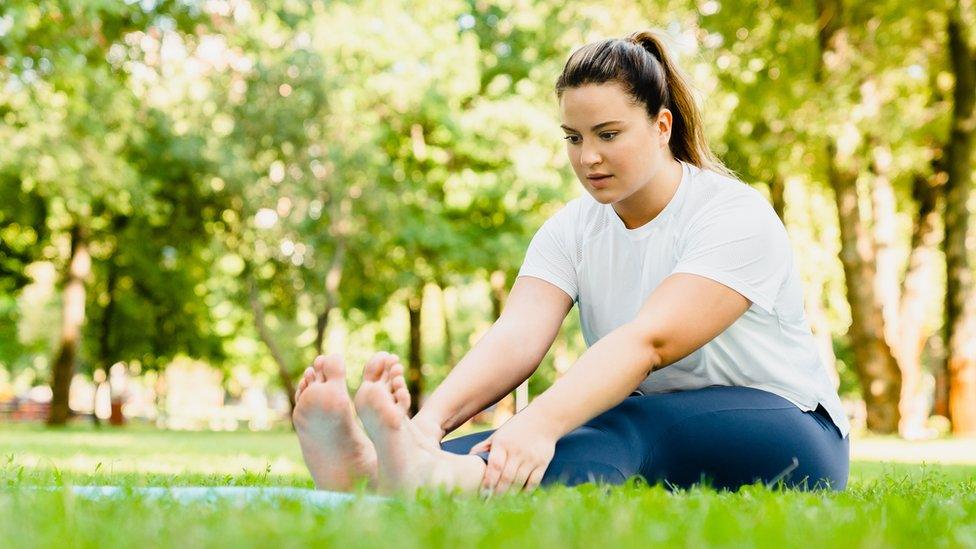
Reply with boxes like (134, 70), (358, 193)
(469, 412), (557, 495)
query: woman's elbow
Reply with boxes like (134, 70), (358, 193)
(622, 322), (665, 376)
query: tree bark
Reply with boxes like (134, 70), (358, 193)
(437, 280), (455, 368)
(248, 275), (296, 415)
(804, 184), (840, 388)
(313, 243), (344, 356)
(48, 224), (91, 426)
(92, 259), (119, 427)
(815, 0), (901, 433)
(896, 171), (943, 437)
(487, 270), (528, 414)
(944, 4), (976, 434)
(870, 150), (939, 438)
(406, 285), (424, 416)
(933, 334), (950, 417)
(828, 153), (901, 432)
(489, 270), (506, 321)
(314, 197), (350, 355)
(869, 151), (901, 349)
(806, 282), (840, 389)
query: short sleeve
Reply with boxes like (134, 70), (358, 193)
(670, 189), (791, 314)
(517, 211), (579, 302)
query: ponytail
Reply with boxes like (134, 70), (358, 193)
(556, 30), (734, 178)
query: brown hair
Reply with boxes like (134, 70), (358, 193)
(556, 30), (733, 178)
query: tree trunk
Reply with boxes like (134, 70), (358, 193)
(93, 259), (119, 427)
(92, 380), (103, 427)
(816, 0), (901, 433)
(869, 151), (901, 349)
(805, 187), (840, 388)
(896, 172), (943, 437)
(489, 270), (506, 320)
(944, 4), (976, 434)
(314, 197), (350, 355)
(48, 224), (91, 426)
(406, 286), (424, 416)
(438, 281), (455, 368)
(488, 270), (527, 414)
(933, 334), (950, 417)
(806, 285), (840, 389)
(248, 275), (296, 415)
(870, 151), (938, 438)
(829, 156), (901, 432)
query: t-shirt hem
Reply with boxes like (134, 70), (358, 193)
(766, 389), (851, 438)
(744, 382), (852, 438)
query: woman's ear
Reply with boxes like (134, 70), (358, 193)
(656, 109), (673, 147)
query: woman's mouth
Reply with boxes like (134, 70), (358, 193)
(587, 174), (612, 189)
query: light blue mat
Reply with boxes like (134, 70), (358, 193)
(32, 486), (386, 507)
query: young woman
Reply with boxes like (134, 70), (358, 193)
(292, 30), (850, 496)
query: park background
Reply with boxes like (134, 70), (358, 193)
(2, 0), (976, 445)
(4, 2), (976, 546)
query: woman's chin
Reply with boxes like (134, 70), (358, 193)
(584, 186), (615, 204)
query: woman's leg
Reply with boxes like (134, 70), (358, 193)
(630, 386), (849, 491)
(442, 386), (849, 491)
(441, 393), (651, 486)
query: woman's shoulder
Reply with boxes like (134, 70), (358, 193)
(680, 166), (779, 225)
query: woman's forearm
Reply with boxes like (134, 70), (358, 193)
(414, 320), (547, 436)
(519, 322), (661, 439)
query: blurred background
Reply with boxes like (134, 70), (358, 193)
(1, 0), (974, 441)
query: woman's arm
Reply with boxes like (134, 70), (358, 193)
(480, 272), (751, 493)
(521, 272), (748, 438)
(412, 276), (573, 440)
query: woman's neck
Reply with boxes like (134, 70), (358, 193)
(612, 158), (684, 230)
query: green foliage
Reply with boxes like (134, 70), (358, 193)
(0, 0), (970, 404)
(0, 0), (223, 377)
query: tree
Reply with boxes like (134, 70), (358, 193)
(0, 1), (218, 424)
(943, 0), (976, 434)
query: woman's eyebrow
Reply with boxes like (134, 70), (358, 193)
(560, 120), (624, 132)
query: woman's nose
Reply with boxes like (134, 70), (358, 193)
(579, 142), (601, 167)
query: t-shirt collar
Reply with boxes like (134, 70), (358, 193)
(609, 160), (693, 240)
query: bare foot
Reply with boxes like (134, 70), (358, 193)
(354, 354), (485, 495)
(293, 353), (381, 491)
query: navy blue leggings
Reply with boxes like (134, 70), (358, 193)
(440, 386), (849, 491)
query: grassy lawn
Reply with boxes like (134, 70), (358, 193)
(2, 424), (975, 548)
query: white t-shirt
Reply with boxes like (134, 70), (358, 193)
(518, 161), (850, 437)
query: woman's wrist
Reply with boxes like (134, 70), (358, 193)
(514, 399), (567, 440)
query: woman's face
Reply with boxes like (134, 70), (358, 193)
(559, 82), (673, 205)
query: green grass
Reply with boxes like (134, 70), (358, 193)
(2, 424), (975, 548)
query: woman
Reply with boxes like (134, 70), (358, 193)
(292, 30), (850, 496)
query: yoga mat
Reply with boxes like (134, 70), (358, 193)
(24, 486), (386, 507)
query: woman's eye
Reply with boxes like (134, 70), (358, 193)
(563, 135), (581, 144)
(600, 132), (618, 141)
